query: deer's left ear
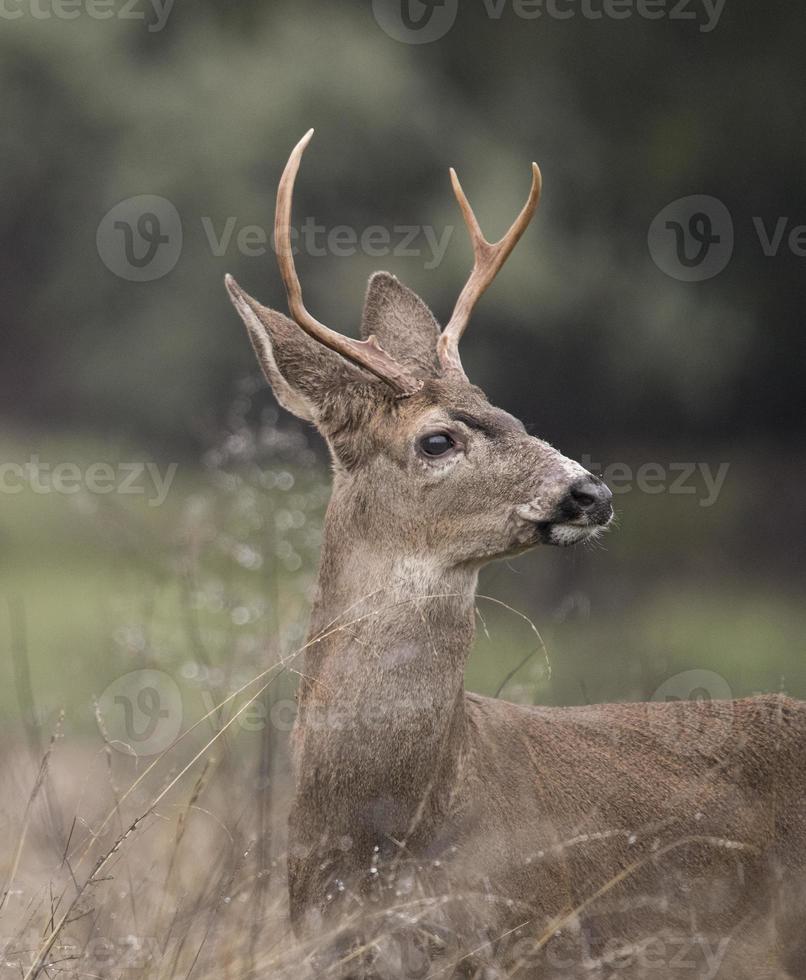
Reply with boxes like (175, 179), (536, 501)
(361, 272), (441, 378)
(227, 277), (361, 424)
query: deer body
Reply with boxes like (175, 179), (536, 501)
(286, 504), (806, 977)
(226, 133), (806, 977)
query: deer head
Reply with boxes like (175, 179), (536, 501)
(225, 131), (612, 568)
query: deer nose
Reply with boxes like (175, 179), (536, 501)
(562, 476), (613, 524)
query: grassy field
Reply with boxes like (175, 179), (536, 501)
(1, 424), (804, 976)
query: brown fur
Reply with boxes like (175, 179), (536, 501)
(228, 271), (806, 978)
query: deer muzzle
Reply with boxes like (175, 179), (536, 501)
(515, 471), (613, 547)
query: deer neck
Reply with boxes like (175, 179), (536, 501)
(293, 505), (477, 829)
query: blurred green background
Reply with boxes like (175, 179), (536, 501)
(1, 0), (805, 742)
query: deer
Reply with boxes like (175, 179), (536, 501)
(225, 131), (806, 979)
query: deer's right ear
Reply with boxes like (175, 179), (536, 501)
(226, 276), (356, 424)
(361, 272), (441, 377)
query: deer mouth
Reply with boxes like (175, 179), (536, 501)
(515, 492), (613, 548)
(541, 520), (608, 547)
(511, 513), (611, 550)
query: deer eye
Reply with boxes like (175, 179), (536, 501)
(418, 432), (456, 458)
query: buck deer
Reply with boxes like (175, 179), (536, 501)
(226, 132), (806, 978)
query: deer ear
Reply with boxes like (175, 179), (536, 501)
(360, 272), (441, 377)
(227, 279), (358, 424)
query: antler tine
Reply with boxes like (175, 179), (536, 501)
(437, 162), (542, 373)
(274, 130), (422, 397)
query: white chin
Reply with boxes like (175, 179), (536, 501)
(548, 523), (601, 547)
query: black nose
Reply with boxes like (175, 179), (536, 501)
(562, 476), (613, 524)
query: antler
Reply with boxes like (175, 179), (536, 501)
(273, 130), (422, 397)
(437, 162), (542, 374)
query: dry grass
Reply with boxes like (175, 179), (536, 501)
(1, 685), (298, 978)
(0, 628), (785, 980)
(0, 678), (503, 980)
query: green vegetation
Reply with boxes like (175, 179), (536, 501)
(3, 429), (803, 743)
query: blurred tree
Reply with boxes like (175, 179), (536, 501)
(1, 0), (804, 453)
